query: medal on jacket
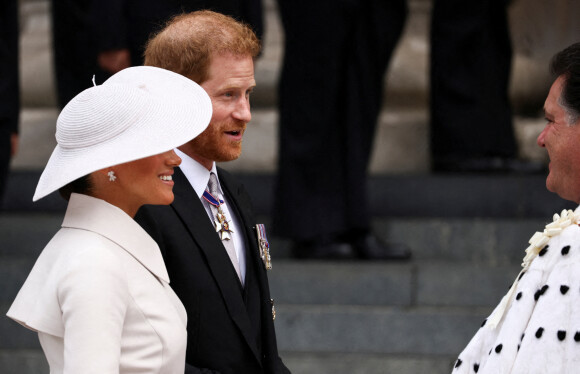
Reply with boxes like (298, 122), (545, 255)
(203, 190), (234, 240)
(255, 224), (272, 270)
(270, 299), (276, 321)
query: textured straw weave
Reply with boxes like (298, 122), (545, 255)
(34, 66), (212, 201)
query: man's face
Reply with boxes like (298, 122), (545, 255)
(537, 75), (580, 202)
(180, 53), (256, 170)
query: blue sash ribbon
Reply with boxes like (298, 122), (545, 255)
(203, 190), (224, 208)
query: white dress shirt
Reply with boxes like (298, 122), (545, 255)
(175, 148), (247, 284)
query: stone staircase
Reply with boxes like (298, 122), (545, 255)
(4, 0), (580, 373)
(2, 207), (573, 373)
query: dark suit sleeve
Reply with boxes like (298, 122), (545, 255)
(218, 170), (291, 374)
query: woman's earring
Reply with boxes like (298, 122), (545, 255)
(108, 171), (117, 182)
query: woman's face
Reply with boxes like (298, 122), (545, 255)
(103, 150), (181, 217)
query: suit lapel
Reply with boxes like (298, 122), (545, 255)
(218, 171), (264, 292)
(170, 168), (262, 363)
(218, 169), (269, 290)
(219, 170), (284, 367)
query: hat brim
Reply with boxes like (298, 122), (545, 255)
(33, 66), (212, 201)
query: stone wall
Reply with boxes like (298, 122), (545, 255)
(510, 0), (580, 113)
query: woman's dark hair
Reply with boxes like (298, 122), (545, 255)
(550, 42), (580, 124)
(58, 175), (94, 201)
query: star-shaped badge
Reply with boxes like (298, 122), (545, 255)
(214, 214), (233, 241)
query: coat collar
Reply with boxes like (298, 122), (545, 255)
(63, 193), (170, 283)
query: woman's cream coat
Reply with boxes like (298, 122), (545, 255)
(7, 193), (187, 373)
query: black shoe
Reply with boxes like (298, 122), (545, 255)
(290, 240), (356, 260)
(350, 234), (412, 260)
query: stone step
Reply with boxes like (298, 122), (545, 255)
(0, 210), (556, 262)
(1, 258), (35, 304)
(0, 275), (492, 372)
(0, 251), (521, 306)
(229, 173), (568, 221)
(0, 350), (48, 374)
(1, 256), (501, 369)
(0, 350), (458, 374)
(3, 171), (570, 224)
(0, 212), (533, 373)
(268, 261), (519, 308)
(0, 298), (489, 356)
(281, 353), (455, 374)
(274, 304), (488, 356)
(0, 213), (60, 256)
(9, 106), (549, 177)
(0, 304), (40, 349)
(0, 213), (532, 361)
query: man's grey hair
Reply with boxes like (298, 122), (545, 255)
(558, 95), (580, 126)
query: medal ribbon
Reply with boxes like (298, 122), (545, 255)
(257, 224), (268, 244)
(203, 190), (224, 208)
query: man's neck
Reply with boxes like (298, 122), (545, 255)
(177, 146), (213, 170)
(174, 149), (217, 198)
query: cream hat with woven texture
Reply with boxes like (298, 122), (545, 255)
(33, 66), (212, 201)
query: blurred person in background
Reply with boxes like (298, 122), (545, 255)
(0, 0), (20, 201)
(273, 0), (412, 260)
(430, 0), (530, 173)
(51, 0), (263, 108)
(90, 0), (263, 74)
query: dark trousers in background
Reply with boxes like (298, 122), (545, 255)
(0, 0), (20, 200)
(430, 0), (516, 163)
(273, 0), (407, 241)
(0, 129), (10, 200)
(51, 0), (104, 108)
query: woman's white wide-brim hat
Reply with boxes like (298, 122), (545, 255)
(33, 66), (212, 201)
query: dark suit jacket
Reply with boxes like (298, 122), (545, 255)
(136, 167), (289, 374)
